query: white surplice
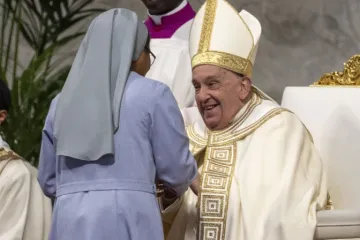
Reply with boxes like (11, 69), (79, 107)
(147, 38), (194, 108)
(145, 1), (195, 108)
(161, 92), (328, 240)
(0, 136), (52, 240)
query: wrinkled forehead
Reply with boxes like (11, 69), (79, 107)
(192, 64), (236, 84)
(193, 65), (223, 80)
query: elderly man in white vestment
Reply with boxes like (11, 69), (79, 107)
(142, 0), (196, 108)
(0, 79), (52, 239)
(158, 0), (330, 239)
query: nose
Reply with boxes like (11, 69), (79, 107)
(196, 87), (210, 104)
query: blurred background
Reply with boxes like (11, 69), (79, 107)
(104, 0), (360, 101)
(1, 0), (359, 165)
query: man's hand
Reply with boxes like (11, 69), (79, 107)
(190, 173), (200, 196)
(156, 180), (178, 209)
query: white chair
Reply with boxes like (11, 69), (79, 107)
(281, 54), (360, 239)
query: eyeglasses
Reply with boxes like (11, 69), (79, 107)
(145, 46), (156, 66)
(149, 50), (156, 66)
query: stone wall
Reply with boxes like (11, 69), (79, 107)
(22, 0), (360, 102)
(101, 0), (360, 102)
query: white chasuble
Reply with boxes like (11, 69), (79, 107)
(161, 92), (328, 240)
(0, 147), (52, 240)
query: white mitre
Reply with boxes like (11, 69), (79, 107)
(189, 0), (261, 77)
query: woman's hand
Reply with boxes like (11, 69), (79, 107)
(156, 180), (177, 199)
(156, 180), (165, 198)
(156, 179), (179, 209)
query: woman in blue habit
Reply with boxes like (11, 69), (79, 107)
(38, 8), (198, 240)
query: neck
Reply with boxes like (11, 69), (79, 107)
(148, 0), (188, 25)
(225, 92), (253, 129)
(230, 92), (255, 124)
(242, 91), (253, 105)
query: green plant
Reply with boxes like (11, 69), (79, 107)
(0, 0), (105, 166)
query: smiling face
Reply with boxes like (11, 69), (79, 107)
(192, 65), (252, 130)
(141, 0), (183, 15)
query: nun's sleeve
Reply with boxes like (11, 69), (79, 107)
(37, 96), (59, 199)
(150, 84), (198, 196)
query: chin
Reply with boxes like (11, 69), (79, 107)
(204, 120), (220, 131)
(146, 3), (165, 14)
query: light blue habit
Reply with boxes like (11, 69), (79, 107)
(37, 8), (197, 240)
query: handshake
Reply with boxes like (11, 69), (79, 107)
(156, 173), (200, 199)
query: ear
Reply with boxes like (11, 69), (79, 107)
(0, 110), (7, 124)
(239, 76), (252, 100)
(130, 51), (150, 76)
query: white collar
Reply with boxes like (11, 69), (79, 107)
(148, 0), (187, 25)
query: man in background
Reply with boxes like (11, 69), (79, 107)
(141, 0), (195, 108)
(0, 79), (52, 239)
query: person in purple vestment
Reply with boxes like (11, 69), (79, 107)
(142, 0), (195, 40)
(141, 0), (196, 108)
(37, 8), (198, 240)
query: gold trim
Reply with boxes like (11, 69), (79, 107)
(188, 92), (289, 240)
(188, 126), (208, 148)
(193, 0), (258, 77)
(187, 91), (261, 146)
(197, 142), (236, 240)
(325, 192), (333, 210)
(186, 89), (316, 239)
(198, 0), (217, 53)
(210, 93), (261, 136)
(192, 51), (253, 77)
(0, 147), (22, 161)
(188, 93), (289, 146)
(211, 108), (287, 146)
(196, 108), (288, 240)
(311, 54), (360, 86)
(251, 86), (273, 101)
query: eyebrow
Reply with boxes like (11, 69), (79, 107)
(193, 75), (221, 84)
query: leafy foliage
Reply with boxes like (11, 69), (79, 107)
(0, 0), (104, 165)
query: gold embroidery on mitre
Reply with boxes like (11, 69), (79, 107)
(198, 0), (217, 53)
(192, 51), (253, 77)
(193, 0), (257, 77)
(311, 54), (360, 86)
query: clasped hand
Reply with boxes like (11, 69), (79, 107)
(156, 174), (200, 198)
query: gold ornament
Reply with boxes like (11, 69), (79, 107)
(311, 54), (360, 86)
